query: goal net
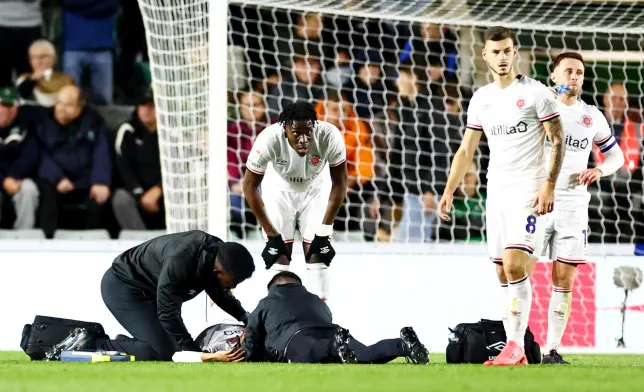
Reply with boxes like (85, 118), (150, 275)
(137, 0), (644, 351)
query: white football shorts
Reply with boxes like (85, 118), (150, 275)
(260, 179), (332, 243)
(486, 192), (546, 264)
(541, 208), (588, 264)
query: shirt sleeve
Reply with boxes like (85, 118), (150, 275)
(325, 124), (347, 167)
(465, 94), (483, 131)
(245, 129), (275, 175)
(534, 84), (560, 123)
(592, 109), (618, 153)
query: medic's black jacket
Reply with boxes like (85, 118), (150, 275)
(111, 230), (248, 351)
(242, 283), (338, 362)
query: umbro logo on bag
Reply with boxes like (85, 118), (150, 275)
(486, 341), (506, 353)
(267, 247), (278, 255)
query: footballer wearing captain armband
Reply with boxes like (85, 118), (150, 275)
(538, 52), (624, 365)
(243, 102), (348, 302)
(438, 26), (566, 366)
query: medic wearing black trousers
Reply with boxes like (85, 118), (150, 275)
(242, 271), (430, 364)
(98, 230), (256, 361)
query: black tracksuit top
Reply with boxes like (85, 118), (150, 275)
(111, 230), (248, 351)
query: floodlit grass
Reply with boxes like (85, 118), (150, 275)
(1, 351), (644, 392)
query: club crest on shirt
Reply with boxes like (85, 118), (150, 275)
(309, 155), (321, 166)
(516, 98), (525, 109)
(580, 114), (593, 128)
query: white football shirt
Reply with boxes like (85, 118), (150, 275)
(545, 99), (617, 208)
(466, 75), (559, 194)
(246, 121), (347, 192)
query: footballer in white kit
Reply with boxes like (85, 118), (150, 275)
(538, 52), (624, 365)
(243, 102), (348, 301)
(438, 27), (566, 366)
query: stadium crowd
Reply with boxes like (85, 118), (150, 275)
(1, 2), (643, 243)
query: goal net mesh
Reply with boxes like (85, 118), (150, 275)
(137, 0), (644, 349)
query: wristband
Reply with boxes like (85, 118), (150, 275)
(317, 224), (333, 237)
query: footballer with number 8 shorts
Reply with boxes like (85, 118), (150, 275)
(538, 52), (624, 365)
(243, 102), (348, 302)
(438, 26), (566, 366)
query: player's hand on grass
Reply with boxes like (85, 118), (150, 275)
(261, 234), (291, 269)
(207, 348), (245, 362)
(578, 168), (603, 185)
(437, 193), (453, 222)
(306, 235), (336, 266)
(532, 181), (555, 215)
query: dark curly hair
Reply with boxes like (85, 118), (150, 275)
(278, 101), (318, 127)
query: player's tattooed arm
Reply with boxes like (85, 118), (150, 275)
(323, 162), (348, 225)
(243, 170), (279, 236)
(543, 117), (566, 184)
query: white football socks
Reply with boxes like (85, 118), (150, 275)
(500, 284), (509, 338)
(507, 275), (532, 349)
(307, 263), (329, 301)
(546, 286), (572, 352)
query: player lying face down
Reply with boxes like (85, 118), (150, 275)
(241, 271), (430, 365)
(243, 102), (348, 301)
(89, 230), (255, 361)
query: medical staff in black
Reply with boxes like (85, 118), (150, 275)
(242, 271), (430, 364)
(99, 230), (256, 361)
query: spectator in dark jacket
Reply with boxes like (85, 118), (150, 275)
(62, 0), (118, 105)
(36, 84), (112, 238)
(242, 271), (429, 364)
(112, 87), (164, 230)
(391, 64), (448, 243)
(0, 87), (39, 229)
(266, 47), (325, 118)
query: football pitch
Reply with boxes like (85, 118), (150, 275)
(1, 352), (644, 392)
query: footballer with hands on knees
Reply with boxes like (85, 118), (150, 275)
(244, 102), (348, 302)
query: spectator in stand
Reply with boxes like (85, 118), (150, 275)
(0, 87), (39, 229)
(16, 40), (74, 107)
(344, 51), (389, 121)
(391, 64), (448, 243)
(112, 87), (165, 231)
(435, 87), (486, 242)
(399, 22), (458, 84)
(589, 82), (644, 243)
(62, 0), (118, 105)
(369, 101), (404, 242)
(266, 46), (325, 118)
(36, 85), (112, 238)
(227, 91), (272, 238)
(0, 0), (42, 88)
(315, 90), (376, 237)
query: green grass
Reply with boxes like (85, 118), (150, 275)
(2, 351), (644, 392)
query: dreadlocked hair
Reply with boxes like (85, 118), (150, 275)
(278, 101), (318, 127)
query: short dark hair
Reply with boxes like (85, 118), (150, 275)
(217, 242), (255, 282)
(267, 271), (302, 290)
(278, 101), (318, 127)
(483, 26), (516, 46)
(551, 52), (585, 71)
